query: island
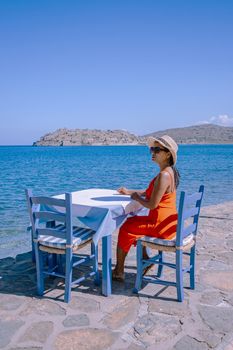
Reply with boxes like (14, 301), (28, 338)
(33, 124), (233, 146)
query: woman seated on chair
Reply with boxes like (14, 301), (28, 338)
(113, 135), (180, 282)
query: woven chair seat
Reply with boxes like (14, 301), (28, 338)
(39, 238), (92, 255)
(141, 233), (195, 251)
(38, 226), (95, 249)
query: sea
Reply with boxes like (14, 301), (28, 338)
(0, 144), (233, 258)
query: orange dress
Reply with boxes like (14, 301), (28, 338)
(118, 176), (178, 253)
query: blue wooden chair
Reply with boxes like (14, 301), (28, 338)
(25, 189), (100, 303)
(134, 185), (204, 302)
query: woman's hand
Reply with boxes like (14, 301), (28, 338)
(117, 187), (129, 195)
(131, 192), (140, 201)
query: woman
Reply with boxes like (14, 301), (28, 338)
(113, 135), (180, 281)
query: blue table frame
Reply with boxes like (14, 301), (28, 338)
(102, 235), (112, 296)
(36, 188), (145, 296)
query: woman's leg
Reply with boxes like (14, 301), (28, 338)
(113, 246), (127, 279)
(113, 217), (153, 278)
(113, 246), (148, 277)
(143, 246), (149, 259)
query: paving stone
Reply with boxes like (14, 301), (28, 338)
(68, 296), (100, 313)
(0, 274), (32, 283)
(11, 261), (35, 273)
(134, 313), (181, 343)
(218, 333), (233, 350)
(0, 318), (25, 348)
(10, 347), (42, 350)
(15, 251), (33, 262)
(174, 335), (209, 350)
(0, 256), (15, 268)
(148, 298), (190, 317)
(184, 281), (207, 294)
(62, 314), (90, 327)
(126, 344), (145, 350)
(206, 259), (231, 271)
(198, 305), (233, 333)
(198, 329), (222, 348)
(139, 280), (180, 299)
(19, 321), (53, 344)
(215, 252), (233, 265)
(0, 275), (36, 295)
(103, 298), (139, 329)
(134, 314), (155, 336)
(224, 342), (233, 350)
(20, 299), (66, 316)
(199, 290), (225, 306)
(227, 294), (233, 307)
(200, 271), (233, 291)
(0, 294), (25, 311)
(54, 328), (118, 350)
(226, 239), (233, 248)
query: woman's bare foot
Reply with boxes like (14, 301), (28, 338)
(112, 269), (125, 282)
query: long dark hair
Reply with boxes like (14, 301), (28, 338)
(168, 155), (180, 189)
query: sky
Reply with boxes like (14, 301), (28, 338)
(0, 0), (233, 145)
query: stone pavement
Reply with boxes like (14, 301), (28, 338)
(1, 201), (233, 350)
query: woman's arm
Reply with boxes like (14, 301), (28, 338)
(131, 172), (170, 209)
(117, 187), (146, 196)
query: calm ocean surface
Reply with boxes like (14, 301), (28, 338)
(0, 145), (233, 258)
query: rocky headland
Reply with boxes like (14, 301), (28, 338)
(33, 124), (233, 146)
(145, 123), (233, 144)
(33, 129), (145, 146)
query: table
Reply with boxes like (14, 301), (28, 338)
(55, 188), (146, 296)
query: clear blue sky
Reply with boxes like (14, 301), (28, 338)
(0, 0), (233, 145)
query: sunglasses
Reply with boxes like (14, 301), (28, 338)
(150, 146), (169, 154)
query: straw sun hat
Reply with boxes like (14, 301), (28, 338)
(147, 135), (178, 165)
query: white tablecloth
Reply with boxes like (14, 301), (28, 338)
(55, 188), (148, 244)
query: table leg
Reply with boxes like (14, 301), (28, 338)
(102, 235), (112, 296)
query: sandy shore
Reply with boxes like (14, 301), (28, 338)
(0, 201), (233, 349)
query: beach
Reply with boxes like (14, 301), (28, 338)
(1, 201), (233, 350)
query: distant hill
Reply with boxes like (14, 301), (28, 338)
(33, 124), (233, 146)
(144, 124), (233, 144)
(33, 128), (144, 146)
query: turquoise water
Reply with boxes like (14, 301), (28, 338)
(0, 145), (233, 258)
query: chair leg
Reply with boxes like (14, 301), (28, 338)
(47, 253), (56, 272)
(30, 228), (36, 263)
(134, 240), (143, 293)
(157, 251), (164, 277)
(190, 245), (196, 290)
(176, 250), (184, 302)
(57, 254), (64, 274)
(34, 243), (44, 296)
(92, 242), (100, 286)
(64, 248), (72, 303)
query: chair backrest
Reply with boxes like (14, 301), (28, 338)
(25, 189), (73, 246)
(176, 185), (204, 247)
